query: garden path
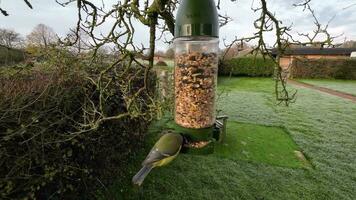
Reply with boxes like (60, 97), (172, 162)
(288, 79), (356, 103)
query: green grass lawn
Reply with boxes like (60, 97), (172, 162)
(104, 77), (356, 200)
(298, 79), (356, 96)
(214, 121), (310, 169)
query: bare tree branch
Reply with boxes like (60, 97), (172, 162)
(0, 0), (33, 16)
(0, 8), (8, 16)
(24, 0), (33, 9)
(221, 0), (341, 105)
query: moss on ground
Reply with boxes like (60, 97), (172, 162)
(214, 121), (310, 168)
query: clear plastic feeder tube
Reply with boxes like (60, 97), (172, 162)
(174, 37), (219, 129)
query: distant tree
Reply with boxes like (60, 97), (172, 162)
(222, 42), (251, 60)
(26, 24), (58, 48)
(165, 48), (174, 59)
(155, 50), (165, 58)
(342, 40), (356, 48)
(0, 28), (22, 48)
(65, 28), (90, 54)
(288, 44), (307, 48)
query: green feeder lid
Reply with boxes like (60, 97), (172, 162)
(175, 0), (219, 38)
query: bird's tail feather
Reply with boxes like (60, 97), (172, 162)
(132, 165), (153, 186)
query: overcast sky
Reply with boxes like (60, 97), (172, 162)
(0, 0), (355, 50)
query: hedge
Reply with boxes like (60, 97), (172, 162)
(0, 46), (25, 66)
(0, 61), (156, 199)
(219, 57), (275, 77)
(291, 58), (356, 79)
(156, 60), (168, 66)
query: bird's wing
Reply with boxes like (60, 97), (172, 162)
(142, 148), (171, 166)
(142, 133), (183, 166)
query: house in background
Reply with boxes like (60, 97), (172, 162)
(271, 48), (356, 70)
(351, 51), (356, 58)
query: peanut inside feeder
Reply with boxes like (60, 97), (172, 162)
(184, 140), (212, 149)
(174, 51), (218, 129)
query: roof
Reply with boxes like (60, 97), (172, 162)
(271, 48), (356, 56)
(234, 48), (254, 58)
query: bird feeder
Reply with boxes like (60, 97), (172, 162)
(173, 0), (226, 154)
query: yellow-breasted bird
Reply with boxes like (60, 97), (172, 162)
(132, 132), (183, 186)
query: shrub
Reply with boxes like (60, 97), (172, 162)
(291, 58), (356, 80)
(0, 46), (25, 66)
(156, 60), (168, 66)
(0, 59), (156, 199)
(219, 56), (275, 77)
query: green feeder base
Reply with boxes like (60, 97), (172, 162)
(181, 138), (215, 155)
(170, 123), (213, 142)
(166, 116), (228, 155)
